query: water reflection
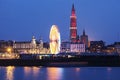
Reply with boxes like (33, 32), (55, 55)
(24, 67), (40, 77)
(107, 67), (112, 72)
(32, 67), (40, 77)
(47, 67), (63, 80)
(0, 67), (120, 80)
(24, 67), (32, 76)
(75, 68), (80, 72)
(107, 67), (112, 80)
(6, 66), (15, 80)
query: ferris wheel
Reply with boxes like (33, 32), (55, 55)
(49, 25), (61, 54)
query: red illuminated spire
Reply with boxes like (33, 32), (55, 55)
(70, 4), (77, 42)
(71, 4), (75, 16)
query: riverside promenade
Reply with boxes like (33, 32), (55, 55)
(0, 54), (120, 67)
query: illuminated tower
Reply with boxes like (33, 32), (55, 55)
(70, 4), (77, 42)
(31, 36), (36, 48)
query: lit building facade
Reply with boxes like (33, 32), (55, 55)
(61, 41), (70, 52)
(70, 4), (77, 42)
(0, 40), (13, 53)
(90, 40), (105, 53)
(13, 36), (50, 54)
(70, 42), (85, 53)
(104, 45), (116, 53)
(114, 42), (120, 54)
(13, 41), (31, 53)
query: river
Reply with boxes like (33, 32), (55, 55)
(0, 66), (120, 80)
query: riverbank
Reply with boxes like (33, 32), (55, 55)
(0, 55), (120, 67)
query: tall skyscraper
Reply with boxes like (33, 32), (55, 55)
(70, 4), (77, 42)
(80, 29), (88, 48)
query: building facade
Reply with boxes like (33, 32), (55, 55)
(0, 40), (13, 53)
(61, 41), (70, 52)
(13, 36), (50, 54)
(70, 42), (85, 53)
(90, 40), (105, 53)
(104, 45), (116, 53)
(114, 42), (120, 54)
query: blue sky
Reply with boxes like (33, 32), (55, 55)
(0, 0), (120, 44)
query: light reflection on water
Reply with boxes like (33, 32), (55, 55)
(107, 67), (112, 72)
(32, 67), (40, 76)
(0, 67), (120, 80)
(6, 66), (15, 80)
(24, 67), (40, 77)
(47, 67), (63, 80)
(24, 66), (40, 80)
(75, 68), (80, 72)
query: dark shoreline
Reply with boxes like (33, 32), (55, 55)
(0, 56), (120, 67)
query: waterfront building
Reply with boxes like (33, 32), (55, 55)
(104, 44), (116, 53)
(13, 36), (49, 54)
(70, 4), (77, 42)
(13, 36), (36, 53)
(67, 4), (86, 53)
(114, 42), (120, 54)
(102, 42), (120, 54)
(0, 40), (13, 53)
(80, 30), (89, 48)
(13, 41), (31, 53)
(70, 42), (85, 53)
(69, 4), (88, 51)
(61, 41), (70, 52)
(90, 40), (105, 53)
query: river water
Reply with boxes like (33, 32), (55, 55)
(0, 66), (120, 80)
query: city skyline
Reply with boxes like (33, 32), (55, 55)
(0, 0), (120, 44)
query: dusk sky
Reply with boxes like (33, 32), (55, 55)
(0, 0), (120, 44)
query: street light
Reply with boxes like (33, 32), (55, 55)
(7, 47), (12, 53)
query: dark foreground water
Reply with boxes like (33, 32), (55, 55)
(0, 66), (120, 80)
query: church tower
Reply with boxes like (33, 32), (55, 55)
(80, 30), (88, 48)
(31, 36), (36, 49)
(70, 4), (77, 42)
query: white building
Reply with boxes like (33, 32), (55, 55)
(13, 41), (31, 53)
(70, 42), (85, 53)
(13, 36), (50, 54)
